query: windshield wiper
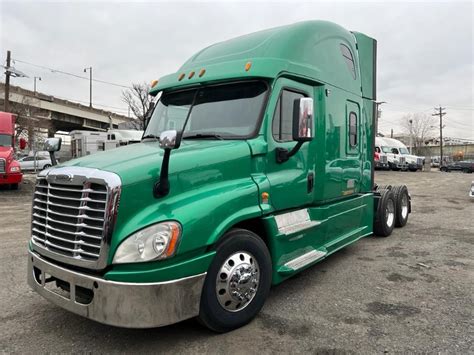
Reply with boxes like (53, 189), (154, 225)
(142, 134), (159, 140)
(183, 133), (224, 140)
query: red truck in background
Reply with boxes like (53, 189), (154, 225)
(0, 111), (23, 189)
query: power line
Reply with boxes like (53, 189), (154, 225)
(11, 58), (132, 89)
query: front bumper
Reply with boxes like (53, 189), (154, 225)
(27, 250), (206, 328)
(374, 161), (389, 169)
(0, 172), (22, 185)
(408, 163), (422, 170)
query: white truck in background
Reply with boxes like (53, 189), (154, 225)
(375, 137), (423, 172)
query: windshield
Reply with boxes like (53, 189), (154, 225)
(144, 81), (268, 140)
(381, 146), (391, 153)
(0, 134), (12, 147)
(399, 147), (409, 154)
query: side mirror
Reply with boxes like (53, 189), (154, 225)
(154, 130), (181, 198)
(276, 98), (314, 164)
(43, 137), (62, 166)
(293, 97), (314, 141)
(43, 137), (62, 152)
(159, 130), (181, 150)
(19, 138), (27, 150)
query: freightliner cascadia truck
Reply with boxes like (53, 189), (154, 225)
(28, 21), (411, 332)
(0, 112), (23, 189)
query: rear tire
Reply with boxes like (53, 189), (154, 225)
(374, 189), (396, 237)
(198, 229), (272, 333)
(392, 185), (409, 227)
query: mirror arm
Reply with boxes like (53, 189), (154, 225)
(49, 151), (58, 166)
(153, 148), (171, 198)
(276, 141), (304, 164)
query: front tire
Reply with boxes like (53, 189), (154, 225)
(198, 229), (272, 333)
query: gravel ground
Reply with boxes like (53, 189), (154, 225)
(0, 170), (473, 354)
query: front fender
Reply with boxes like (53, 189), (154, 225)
(108, 176), (262, 265)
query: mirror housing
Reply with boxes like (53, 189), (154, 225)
(292, 97), (314, 141)
(19, 137), (27, 150)
(43, 137), (62, 152)
(159, 130), (181, 150)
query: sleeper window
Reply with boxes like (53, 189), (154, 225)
(340, 44), (356, 79)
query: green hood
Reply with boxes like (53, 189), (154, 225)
(62, 140), (251, 188)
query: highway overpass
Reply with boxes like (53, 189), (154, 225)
(0, 82), (132, 134)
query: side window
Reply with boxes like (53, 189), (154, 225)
(272, 90), (304, 142)
(349, 111), (358, 147)
(340, 44), (356, 79)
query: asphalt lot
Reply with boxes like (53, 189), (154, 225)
(0, 170), (473, 353)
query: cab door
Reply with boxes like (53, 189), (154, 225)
(265, 78), (315, 211)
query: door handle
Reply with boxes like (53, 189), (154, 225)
(307, 172), (314, 193)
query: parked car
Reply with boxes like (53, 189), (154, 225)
(470, 181), (474, 199)
(440, 160), (474, 173)
(18, 155), (52, 171)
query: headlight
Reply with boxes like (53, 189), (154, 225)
(113, 221), (181, 264)
(10, 166), (20, 172)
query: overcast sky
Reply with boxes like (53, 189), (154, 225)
(1, 0), (473, 139)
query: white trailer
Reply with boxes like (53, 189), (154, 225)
(70, 130), (143, 158)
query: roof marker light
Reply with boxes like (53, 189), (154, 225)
(188, 71), (195, 79)
(178, 73), (185, 81)
(245, 62), (252, 71)
(199, 69), (206, 77)
(150, 79), (159, 88)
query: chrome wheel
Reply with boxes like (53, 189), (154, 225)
(386, 198), (395, 227)
(401, 193), (409, 219)
(215, 251), (260, 312)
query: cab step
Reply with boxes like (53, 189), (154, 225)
(278, 249), (327, 275)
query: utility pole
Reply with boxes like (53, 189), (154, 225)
(34, 76), (41, 94)
(432, 106), (446, 164)
(4, 50), (11, 112)
(84, 66), (92, 108)
(409, 119), (413, 154)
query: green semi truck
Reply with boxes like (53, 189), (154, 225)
(28, 20), (411, 332)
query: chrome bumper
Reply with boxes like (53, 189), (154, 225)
(27, 250), (206, 328)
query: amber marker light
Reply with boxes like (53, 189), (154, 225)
(178, 73), (185, 81)
(164, 223), (181, 257)
(188, 71), (195, 79)
(150, 79), (159, 88)
(245, 61), (252, 71)
(199, 69), (206, 77)
(261, 192), (269, 204)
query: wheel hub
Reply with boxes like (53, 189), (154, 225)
(216, 252), (260, 312)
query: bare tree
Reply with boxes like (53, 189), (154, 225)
(9, 96), (53, 151)
(401, 112), (437, 149)
(121, 82), (152, 130)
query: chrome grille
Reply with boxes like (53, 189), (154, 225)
(417, 158), (423, 166)
(399, 156), (406, 164)
(381, 155), (388, 164)
(0, 158), (5, 173)
(31, 167), (121, 270)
